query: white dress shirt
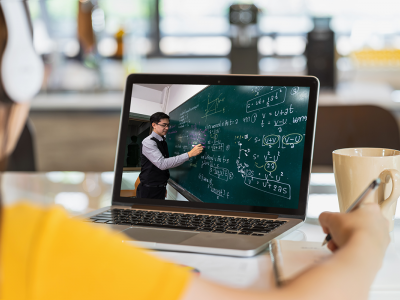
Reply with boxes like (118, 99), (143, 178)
(141, 131), (189, 170)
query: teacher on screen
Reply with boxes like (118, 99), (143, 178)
(137, 112), (204, 199)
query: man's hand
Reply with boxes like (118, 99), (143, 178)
(188, 144), (203, 158)
(319, 203), (390, 255)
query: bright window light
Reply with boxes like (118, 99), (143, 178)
(98, 37), (118, 57)
(393, 36), (400, 49)
(259, 57), (279, 72)
(46, 172), (85, 184)
(258, 36), (274, 55)
(336, 36), (353, 56)
(259, 16), (313, 34)
(336, 57), (353, 72)
(63, 39), (80, 57)
(160, 37), (231, 56)
(391, 90), (400, 102)
(274, 36), (306, 56)
(307, 194), (339, 219)
(55, 192), (89, 212)
(160, 17), (229, 35)
(367, 35), (385, 50)
(92, 7), (105, 32)
(310, 173), (336, 186)
(101, 172), (115, 184)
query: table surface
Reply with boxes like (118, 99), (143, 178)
(2, 172), (400, 299)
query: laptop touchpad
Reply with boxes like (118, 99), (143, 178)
(121, 227), (199, 244)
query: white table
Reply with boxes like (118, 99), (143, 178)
(2, 172), (400, 299)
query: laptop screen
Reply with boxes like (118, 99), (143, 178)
(114, 75), (318, 217)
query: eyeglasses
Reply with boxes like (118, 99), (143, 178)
(157, 123), (170, 128)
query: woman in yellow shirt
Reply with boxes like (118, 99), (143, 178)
(0, 101), (391, 300)
(1, 198), (389, 300)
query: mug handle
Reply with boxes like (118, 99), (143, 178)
(378, 169), (400, 215)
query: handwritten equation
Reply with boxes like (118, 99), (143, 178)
(209, 164), (234, 181)
(244, 176), (291, 199)
(246, 87), (287, 113)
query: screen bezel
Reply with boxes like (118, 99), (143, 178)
(112, 74), (319, 219)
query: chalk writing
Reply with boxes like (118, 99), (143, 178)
(209, 164), (233, 181)
(282, 133), (303, 148)
(167, 84), (309, 206)
(211, 142), (224, 152)
(263, 134), (280, 146)
(202, 94), (225, 121)
(180, 105), (199, 115)
(246, 87), (287, 113)
(292, 116), (307, 123)
(244, 176), (291, 199)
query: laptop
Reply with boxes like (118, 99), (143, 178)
(85, 74), (319, 257)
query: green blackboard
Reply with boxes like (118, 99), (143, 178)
(167, 85), (310, 209)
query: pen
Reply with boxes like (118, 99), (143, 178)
(321, 178), (381, 246)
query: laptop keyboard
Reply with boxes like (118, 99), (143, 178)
(87, 209), (287, 236)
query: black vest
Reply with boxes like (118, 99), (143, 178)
(139, 137), (170, 186)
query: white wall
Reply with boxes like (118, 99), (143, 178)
(130, 84), (208, 115)
(166, 84), (208, 114)
(130, 85), (164, 115)
(131, 85), (163, 103)
(121, 172), (140, 190)
(130, 97), (163, 115)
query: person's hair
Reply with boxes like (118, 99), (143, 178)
(150, 112), (169, 125)
(150, 112), (169, 132)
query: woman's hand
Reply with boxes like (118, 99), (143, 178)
(319, 203), (390, 255)
(182, 203), (391, 300)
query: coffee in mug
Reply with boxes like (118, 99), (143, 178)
(332, 148), (400, 231)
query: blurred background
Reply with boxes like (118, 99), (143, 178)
(18, 0), (400, 172)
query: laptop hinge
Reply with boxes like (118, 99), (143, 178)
(278, 214), (305, 221)
(130, 204), (279, 219)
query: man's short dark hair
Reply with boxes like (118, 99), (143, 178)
(150, 112), (170, 125)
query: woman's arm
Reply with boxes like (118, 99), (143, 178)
(180, 203), (390, 300)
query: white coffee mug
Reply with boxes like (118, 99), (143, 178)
(333, 148), (400, 231)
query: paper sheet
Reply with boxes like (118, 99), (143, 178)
(271, 240), (400, 291)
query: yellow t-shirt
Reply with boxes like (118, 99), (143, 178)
(1, 203), (192, 300)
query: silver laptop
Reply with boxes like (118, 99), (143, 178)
(85, 74), (319, 257)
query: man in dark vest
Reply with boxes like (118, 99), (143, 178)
(137, 112), (203, 199)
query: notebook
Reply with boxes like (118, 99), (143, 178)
(85, 74), (319, 257)
(270, 239), (400, 291)
(270, 239), (331, 285)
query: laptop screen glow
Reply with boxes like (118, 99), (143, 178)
(121, 84), (310, 210)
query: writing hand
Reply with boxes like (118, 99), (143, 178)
(188, 144), (203, 158)
(319, 203), (389, 254)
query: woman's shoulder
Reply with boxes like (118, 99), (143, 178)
(3, 202), (72, 248)
(4, 201), (66, 225)
(2, 201), (192, 300)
